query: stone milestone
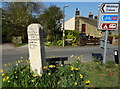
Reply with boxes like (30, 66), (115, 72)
(27, 24), (46, 75)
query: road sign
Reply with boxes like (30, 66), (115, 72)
(100, 15), (118, 21)
(100, 3), (119, 13)
(98, 3), (119, 30)
(99, 23), (118, 30)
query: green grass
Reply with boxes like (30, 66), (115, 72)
(81, 62), (119, 88)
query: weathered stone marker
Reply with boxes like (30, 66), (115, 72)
(27, 24), (46, 75)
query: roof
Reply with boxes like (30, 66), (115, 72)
(78, 16), (97, 27)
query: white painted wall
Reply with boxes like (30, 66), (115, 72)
(61, 17), (75, 30)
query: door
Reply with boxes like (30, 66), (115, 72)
(81, 24), (86, 33)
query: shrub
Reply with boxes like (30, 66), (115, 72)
(65, 30), (79, 46)
(44, 41), (54, 46)
(2, 58), (90, 88)
(57, 40), (63, 46)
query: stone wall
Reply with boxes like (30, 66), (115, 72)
(79, 20), (101, 37)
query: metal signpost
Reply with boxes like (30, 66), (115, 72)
(98, 3), (119, 63)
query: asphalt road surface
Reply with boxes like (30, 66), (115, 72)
(2, 44), (118, 65)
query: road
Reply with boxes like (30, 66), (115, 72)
(2, 44), (118, 66)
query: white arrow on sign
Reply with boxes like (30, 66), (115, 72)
(100, 3), (119, 13)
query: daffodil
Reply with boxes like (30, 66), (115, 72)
(43, 66), (48, 69)
(31, 80), (35, 82)
(71, 67), (79, 70)
(76, 62), (79, 63)
(85, 80), (91, 84)
(0, 69), (4, 73)
(48, 73), (51, 75)
(71, 67), (75, 70)
(19, 60), (23, 62)
(26, 60), (30, 64)
(39, 74), (42, 77)
(6, 76), (10, 80)
(17, 60), (21, 63)
(33, 74), (37, 77)
(4, 64), (7, 67)
(21, 57), (23, 59)
(70, 74), (74, 76)
(57, 81), (60, 84)
(79, 74), (83, 78)
(75, 68), (79, 70)
(2, 73), (5, 76)
(49, 65), (55, 68)
(74, 82), (77, 85)
(8, 80), (10, 83)
(2, 78), (6, 82)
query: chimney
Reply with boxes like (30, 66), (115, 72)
(88, 12), (93, 19)
(75, 8), (80, 17)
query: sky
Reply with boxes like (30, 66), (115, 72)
(43, 2), (101, 21)
(0, 1), (119, 21)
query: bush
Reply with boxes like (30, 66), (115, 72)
(65, 30), (79, 46)
(57, 40), (63, 46)
(44, 41), (54, 46)
(2, 58), (90, 88)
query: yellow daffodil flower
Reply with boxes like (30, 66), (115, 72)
(8, 80), (10, 83)
(49, 65), (55, 68)
(31, 80), (35, 82)
(6, 76), (10, 80)
(2, 78), (6, 82)
(2, 73), (5, 76)
(75, 68), (79, 70)
(0, 69), (4, 73)
(76, 62), (79, 63)
(21, 57), (23, 59)
(43, 66), (48, 69)
(85, 80), (91, 84)
(71, 67), (75, 70)
(79, 74), (83, 78)
(57, 81), (60, 84)
(70, 74), (73, 76)
(4, 64), (7, 67)
(39, 74), (42, 77)
(74, 82), (77, 85)
(48, 73), (51, 75)
(33, 74), (37, 77)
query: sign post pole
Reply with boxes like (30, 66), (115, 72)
(103, 30), (109, 63)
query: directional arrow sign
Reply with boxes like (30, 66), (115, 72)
(100, 3), (119, 13)
(100, 23), (118, 30)
(100, 15), (118, 21)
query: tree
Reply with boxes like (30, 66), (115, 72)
(2, 2), (44, 43)
(38, 5), (63, 43)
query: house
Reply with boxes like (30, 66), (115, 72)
(62, 8), (102, 38)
